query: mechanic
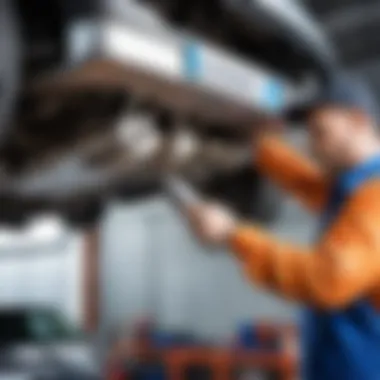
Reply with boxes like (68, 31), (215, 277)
(182, 74), (380, 380)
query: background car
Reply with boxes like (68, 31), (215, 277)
(0, 306), (101, 379)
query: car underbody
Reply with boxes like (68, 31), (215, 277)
(0, 0), (333, 227)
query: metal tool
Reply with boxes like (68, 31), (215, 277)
(164, 175), (202, 209)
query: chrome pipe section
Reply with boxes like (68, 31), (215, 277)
(31, 3), (316, 125)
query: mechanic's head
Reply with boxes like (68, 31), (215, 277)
(305, 75), (379, 173)
(308, 105), (378, 172)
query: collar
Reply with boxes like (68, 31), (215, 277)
(336, 154), (380, 194)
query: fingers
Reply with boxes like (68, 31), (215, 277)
(185, 203), (237, 247)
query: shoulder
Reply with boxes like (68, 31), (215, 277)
(343, 179), (380, 216)
(325, 179), (380, 240)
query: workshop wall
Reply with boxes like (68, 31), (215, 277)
(100, 194), (316, 340)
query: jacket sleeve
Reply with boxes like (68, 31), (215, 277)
(229, 180), (380, 310)
(256, 136), (328, 211)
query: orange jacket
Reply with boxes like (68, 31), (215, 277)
(229, 136), (380, 310)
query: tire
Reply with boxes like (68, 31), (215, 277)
(0, 0), (21, 141)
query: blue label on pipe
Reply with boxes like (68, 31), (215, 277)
(182, 41), (203, 81)
(262, 79), (285, 112)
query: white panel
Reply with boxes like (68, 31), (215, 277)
(0, 234), (84, 325)
(100, 203), (152, 332)
(146, 205), (196, 331)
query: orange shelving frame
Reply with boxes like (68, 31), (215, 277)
(108, 323), (299, 380)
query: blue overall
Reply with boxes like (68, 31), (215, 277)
(303, 155), (380, 380)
